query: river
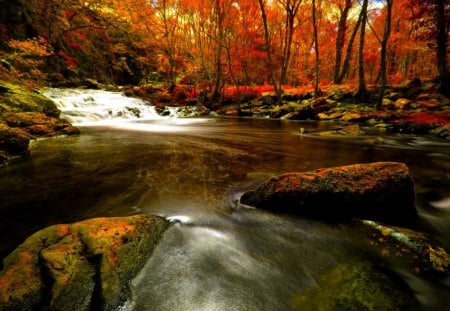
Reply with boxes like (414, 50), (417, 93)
(0, 89), (449, 309)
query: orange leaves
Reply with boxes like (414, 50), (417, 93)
(7, 37), (52, 57)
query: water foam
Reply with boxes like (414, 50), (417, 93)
(43, 88), (167, 125)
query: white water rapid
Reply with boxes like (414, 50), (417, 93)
(42, 88), (210, 132)
(43, 88), (166, 125)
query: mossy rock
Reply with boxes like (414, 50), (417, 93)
(241, 162), (417, 225)
(0, 214), (170, 311)
(290, 261), (417, 310)
(0, 81), (59, 117)
(319, 124), (365, 137)
(0, 123), (30, 155)
(360, 220), (450, 276)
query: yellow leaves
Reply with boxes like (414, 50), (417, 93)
(427, 245), (450, 273)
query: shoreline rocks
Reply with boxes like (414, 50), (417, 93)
(0, 214), (170, 311)
(240, 162), (417, 225)
(0, 81), (79, 166)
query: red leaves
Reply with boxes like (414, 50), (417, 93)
(57, 51), (78, 68)
(397, 112), (449, 126)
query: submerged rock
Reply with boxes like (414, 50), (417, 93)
(318, 124), (365, 137)
(240, 162), (417, 224)
(290, 260), (417, 310)
(360, 220), (450, 276)
(0, 214), (170, 311)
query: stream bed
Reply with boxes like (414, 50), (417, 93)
(1, 89), (449, 309)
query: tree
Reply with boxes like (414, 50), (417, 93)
(278, 0), (303, 85)
(356, 0), (368, 97)
(312, 0), (320, 97)
(337, 3), (363, 83)
(333, 0), (353, 83)
(377, 0), (393, 109)
(258, 0), (281, 99)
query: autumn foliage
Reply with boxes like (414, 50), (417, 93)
(0, 0), (447, 93)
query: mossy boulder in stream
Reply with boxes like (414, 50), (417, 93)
(0, 214), (170, 311)
(240, 162), (416, 225)
(0, 81), (59, 116)
(0, 81), (79, 166)
(290, 260), (417, 310)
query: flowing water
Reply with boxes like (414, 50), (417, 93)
(1, 89), (449, 309)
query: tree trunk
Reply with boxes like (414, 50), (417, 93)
(312, 0), (320, 97)
(356, 0), (368, 98)
(333, 0), (352, 84)
(338, 7), (363, 83)
(258, 0), (281, 100)
(377, 0), (393, 110)
(212, 0), (225, 101)
(279, 1), (302, 85)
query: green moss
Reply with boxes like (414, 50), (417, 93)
(0, 81), (59, 117)
(0, 215), (170, 311)
(290, 261), (416, 311)
(72, 215), (170, 309)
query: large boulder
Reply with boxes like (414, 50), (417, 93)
(240, 162), (417, 224)
(0, 82), (79, 165)
(3, 112), (79, 135)
(0, 81), (59, 117)
(0, 214), (170, 311)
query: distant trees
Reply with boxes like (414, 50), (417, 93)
(0, 0), (447, 96)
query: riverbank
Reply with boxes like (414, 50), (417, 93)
(1, 77), (448, 166)
(0, 81), (79, 166)
(125, 78), (450, 140)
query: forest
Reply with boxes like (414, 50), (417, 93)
(0, 0), (448, 99)
(1, 1), (450, 310)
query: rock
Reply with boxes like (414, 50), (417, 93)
(0, 82), (79, 165)
(394, 78), (422, 98)
(311, 97), (331, 113)
(318, 125), (365, 137)
(0, 214), (170, 311)
(393, 98), (412, 110)
(0, 81), (59, 117)
(368, 137), (385, 144)
(429, 124), (450, 139)
(360, 220), (450, 276)
(289, 260), (417, 310)
(82, 78), (100, 89)
(340, 111), (369, 122)
(280, 112), (299, 120)
(386, 92), (402, 101)
(0, 123), (30, 165)
(382, 98), (394, 110)
(240, 162), (417, 224)
(417, 99), (441, 110)
(328, 89), (353, 101)
(2, 112), (80, 137)
(317, 111), (342, 120)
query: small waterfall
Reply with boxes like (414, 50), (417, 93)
(42, 88), (165, 126)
